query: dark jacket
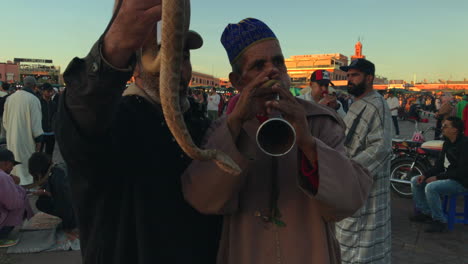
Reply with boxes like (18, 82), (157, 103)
(36, 163), (76, 230)
(0, 93), (10, 117)
(427, 135), (468, 188)
(55, 39), (221, 264)
(40, 98), (57, 133)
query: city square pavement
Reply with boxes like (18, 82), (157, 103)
(1, 115), (467, 264)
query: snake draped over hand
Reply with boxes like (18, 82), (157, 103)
(140, 0), (241, 176)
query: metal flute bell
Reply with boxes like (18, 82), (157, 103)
(256, 94), (296, 156)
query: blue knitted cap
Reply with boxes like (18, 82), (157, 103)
(221, 18), (277, 65)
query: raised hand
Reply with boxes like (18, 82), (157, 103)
(227, 72), (270, 125)
(265, 84), (310, 146)
(103, 0), (163, 68)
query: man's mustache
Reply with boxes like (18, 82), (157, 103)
(253, 80), (284, 98)
(253, 87), (274, 97)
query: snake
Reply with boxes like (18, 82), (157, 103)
(139, 0), (242, 176)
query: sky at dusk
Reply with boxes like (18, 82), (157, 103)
(1, 0), (467, 82)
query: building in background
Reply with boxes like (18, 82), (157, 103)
(286, 41), (389, 88)
(15, 58), (61, 84)
(0, 61), (20, 83)
(286, 53), (349, 87)
(219, 78), (232, 88)
(388, 80), (405, 89)
(351, 40), (366, 61)
(190, 71), (220, 88)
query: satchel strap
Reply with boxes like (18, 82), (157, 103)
(345, 106), (367, 147)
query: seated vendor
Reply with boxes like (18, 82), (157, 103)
(28, 152), (78, 238)
(0, 149), (33, 247)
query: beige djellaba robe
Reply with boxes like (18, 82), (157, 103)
(182, 99), (373, 264)
(3, 90), (43, 185)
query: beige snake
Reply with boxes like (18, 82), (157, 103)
(140, 0), (241, 176)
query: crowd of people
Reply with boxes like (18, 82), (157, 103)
(188, 87), (232, 121)
(0, 1), (467, 263)
(0, 77), (77, 247)
(382, 90), (468, 139)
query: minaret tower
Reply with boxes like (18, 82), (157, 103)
(351, 38), (366, 60)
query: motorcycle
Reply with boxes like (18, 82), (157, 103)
(390, 122), (443, 198)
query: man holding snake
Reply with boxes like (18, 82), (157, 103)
(55, 0), (221, 263)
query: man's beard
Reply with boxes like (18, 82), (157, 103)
(140, 71), (190, 112)
(347, 80), (367, 97)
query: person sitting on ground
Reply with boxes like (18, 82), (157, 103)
(410, 116), (468, 233)
(0, 149), (33, 247)
(28, 152), (78, 238)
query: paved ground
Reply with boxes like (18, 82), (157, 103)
(392, 192), (468, 264)
(1, 116), (466, 264)
(391, 117), (467, 264)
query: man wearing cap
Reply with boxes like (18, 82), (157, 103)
(335, 59), (392, 263)
(308, 70), (333, 103)
(0, 149), (33, 247)
(182, 18), (372, 264)
(3, 76), (44, 185)
(55, 1), (221, 263)
(39, 83), (58, 156)
(298, 70), (345, 117)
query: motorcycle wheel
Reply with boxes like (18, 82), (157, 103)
(390, 158), (427, 198)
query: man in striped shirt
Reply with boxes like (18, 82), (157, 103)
(335, 59), (393, 264)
